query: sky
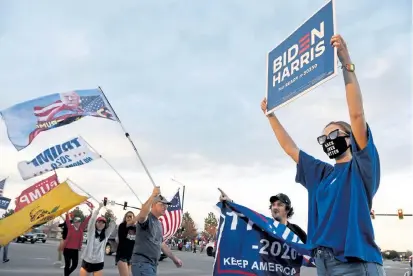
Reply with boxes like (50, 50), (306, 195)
(0, 1), (411, 251)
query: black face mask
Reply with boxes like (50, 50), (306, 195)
(322, 136), (349, 159)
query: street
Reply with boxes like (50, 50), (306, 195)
(0, 240), (410, 275)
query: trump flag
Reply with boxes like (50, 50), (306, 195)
(0, 181), (87, 246)
(17, 136), (101, 180)
(213, 201), (315, 276)
(0, 88), (118, 151)
(14, 174), (59, 212)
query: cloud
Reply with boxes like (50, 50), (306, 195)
(0, 0), (411, 251)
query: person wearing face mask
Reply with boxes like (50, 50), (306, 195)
(80, 203), (117, 276)
(63, 211), (92, 276)
(116, 211), (137, 276)
(260, 34), (384, 275)
(219, 190), (307, 244)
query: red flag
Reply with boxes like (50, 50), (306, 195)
(14, 174), (58, 212)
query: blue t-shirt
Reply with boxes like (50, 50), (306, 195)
(295, 124), (383, 264)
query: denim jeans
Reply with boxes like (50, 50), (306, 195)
(313, 247), (386, 276)
(131, 262), (157, 276)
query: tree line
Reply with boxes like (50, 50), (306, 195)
(173, 211), (218, 241)
(1, 207), (219, 241)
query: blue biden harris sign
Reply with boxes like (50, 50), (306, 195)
(266, 0), (337, 114)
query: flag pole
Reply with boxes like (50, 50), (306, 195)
(81, 136), (143, 205)
(98, 86), (157, 188)
(177, 186), (184, 212)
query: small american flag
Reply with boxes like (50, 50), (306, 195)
(84, 200), (94, 209)
(80, 96), (107, 114)
(159, 191), (183, 241)
(0, 178), (6, 197)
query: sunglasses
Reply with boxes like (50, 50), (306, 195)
(317, 129), (349, 145)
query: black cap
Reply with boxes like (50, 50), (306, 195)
(270, 193), (291, 206)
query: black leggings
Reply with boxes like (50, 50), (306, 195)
(63, 248), (79, 276)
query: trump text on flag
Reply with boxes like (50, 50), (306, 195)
(213, 204), (313, 276)
(266, 0), (336, 113)
(14, 174), (59, 212)
(17, 136), (101, 180)
(29, 137), (92, 169)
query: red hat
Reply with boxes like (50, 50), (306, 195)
(96, 217), (107, 223)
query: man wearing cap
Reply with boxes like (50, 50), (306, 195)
(269, 193), (307, 243)
(219, 191), (307, 243)
(131, 186), (183, 276)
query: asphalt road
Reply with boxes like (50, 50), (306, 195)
(0, 241), (410, 275)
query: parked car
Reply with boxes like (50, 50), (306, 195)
(15, 235), (28, 243)
(105, 237), (118, 255)
(105, 226), (119, 255)
(206, 241), (216, 257)
(33, 233), (47, 243)
(16, 232), (47, 244)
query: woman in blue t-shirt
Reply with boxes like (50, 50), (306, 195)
(260, 34), (385, 275)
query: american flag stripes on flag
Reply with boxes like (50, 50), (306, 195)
(33, 95), (109, 123)
(159, 191), (183, 241)
(34, 100), (73, 122)
(0, 178), (6, 197)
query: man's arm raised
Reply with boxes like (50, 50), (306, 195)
(134, 186), (161, 224)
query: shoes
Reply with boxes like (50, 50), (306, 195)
(3, 259), (9, 263)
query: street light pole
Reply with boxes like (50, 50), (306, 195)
(171, 178), (186, 213)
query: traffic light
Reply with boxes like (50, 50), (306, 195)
(370, 210), (375, 219)
(123, 201), (127, 210)
(398, 209), (403, 219)
(103, 197), (107, 206)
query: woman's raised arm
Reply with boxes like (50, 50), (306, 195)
(261, 98), (300, 163)
(332, 34), (368, 149)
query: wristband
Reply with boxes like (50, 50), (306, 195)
(341, 63), (355, 72)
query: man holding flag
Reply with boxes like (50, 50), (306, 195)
(219, 189), (307, 243)
(131, 186), (183, 276)
(216, 189), (310, 275)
